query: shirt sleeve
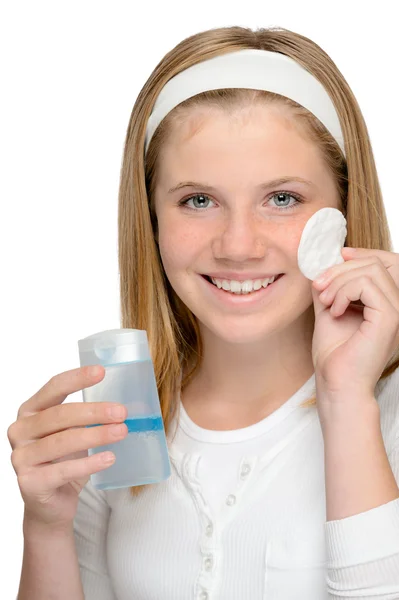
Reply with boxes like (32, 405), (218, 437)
(73, 479), (117, 600)
(324, 433), (399, 599)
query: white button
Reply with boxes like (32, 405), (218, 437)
(240, 463), (251, 478)
(204, 556), (213, 571)
(226, 494), (236, 506)
(206, 522), (213, 536)
(199, 592), (209, 600)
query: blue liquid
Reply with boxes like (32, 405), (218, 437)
(87, 415), (164, 432)
(124, 415), (164, 432)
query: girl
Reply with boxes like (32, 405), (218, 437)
(9, 26), (399, 599)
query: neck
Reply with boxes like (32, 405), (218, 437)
(181, 307), (315, 430)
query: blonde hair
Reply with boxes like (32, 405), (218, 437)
(117, 26), (399, 498)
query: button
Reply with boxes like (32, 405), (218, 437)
(240, 463), (251, 478)
(205, 522), (213, 537)
(199, 592), (209, 600)
(204, 556), (213, 571)
(226, 494), (236, 506)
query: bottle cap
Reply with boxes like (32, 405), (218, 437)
(78, 328), (151, 367)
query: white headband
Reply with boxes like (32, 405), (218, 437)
(144, 48), (346, 158)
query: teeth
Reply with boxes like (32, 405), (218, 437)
(210, 276), (276, 294)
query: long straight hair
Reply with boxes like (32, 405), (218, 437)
(117, 26), (399, 497)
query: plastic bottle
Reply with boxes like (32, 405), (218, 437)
(78, 328), (171, 490)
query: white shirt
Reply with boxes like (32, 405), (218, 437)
(74, 369), (399, 599)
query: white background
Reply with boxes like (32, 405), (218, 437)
(1, 1), (398, 596)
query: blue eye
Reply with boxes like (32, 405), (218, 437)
(177, 191), (304, 211)
(178, 194), (213, 210)
(271, 192), (304, 210)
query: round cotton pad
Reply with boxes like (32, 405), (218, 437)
(297, 207), (347, 280)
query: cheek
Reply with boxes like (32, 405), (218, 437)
(158, 228), (199, 271)
(280, 220), (306, 261)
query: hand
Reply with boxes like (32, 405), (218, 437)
(311, 247), (399, 402)
(7, 366), (128, 530)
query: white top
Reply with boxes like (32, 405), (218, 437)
(74, 369), (399, 599)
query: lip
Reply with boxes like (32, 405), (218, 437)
(199, 273), (284, 307)
(203, 273), (281, 282)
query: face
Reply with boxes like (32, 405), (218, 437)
(153, 103), (341, 345)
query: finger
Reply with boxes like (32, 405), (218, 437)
(342, 247), (399, 271)
(9, 401), (127, 448)
(328, 276), (394, 326)
(17, 452), (116, 498)
(318, 263), (399, 312)
(314, 257), (383, 287)
(311, 285), (328, 319)
(17, 365), (105, 419)
(11, 422), (128, 470)
(341, 249), (399, 289)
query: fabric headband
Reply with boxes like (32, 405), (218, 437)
(144, 48), (346, 158)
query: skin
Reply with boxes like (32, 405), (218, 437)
(154, 103), (342, 429)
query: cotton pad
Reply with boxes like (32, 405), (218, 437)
(297, 207), (347, 280)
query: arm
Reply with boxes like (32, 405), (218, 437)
(321, 394), (399, 597)
(18, 515), (84, 600)
(18, 480), (117, 600)
(322, 397), (399, 521)
(73, 480), (117, 599)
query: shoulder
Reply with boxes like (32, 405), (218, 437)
(376, 366), (399, 452)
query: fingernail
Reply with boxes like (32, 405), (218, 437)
(88, 365), (102, 376)
(110, 404), (126, 420)
(314, 272), (329, 284)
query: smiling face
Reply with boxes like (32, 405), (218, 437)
(153, 102), (341, 346)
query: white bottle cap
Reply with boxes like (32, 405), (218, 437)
(78, 328), (151, 367)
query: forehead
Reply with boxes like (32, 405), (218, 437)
(165, 102), (306, 148)
(156, 103), (328, 185)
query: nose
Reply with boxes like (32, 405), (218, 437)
(212, 207), (267, 261)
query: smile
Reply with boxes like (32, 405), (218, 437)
(206, 274), (283, 294)
(200, 273), (285, 306)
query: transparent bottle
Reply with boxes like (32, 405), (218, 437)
(78, 328), (171, 490)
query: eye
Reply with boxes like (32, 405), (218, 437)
(178, 194), (214, 210)
(177, 191), (304, 211)
(269, 192), (304, 210)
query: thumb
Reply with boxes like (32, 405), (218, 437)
(311, 283), (326, 319)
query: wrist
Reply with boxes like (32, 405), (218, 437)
(23, 511), (74, 540)
(317, 394), (380, 436)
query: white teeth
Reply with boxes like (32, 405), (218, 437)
(210, 275), (277, 294)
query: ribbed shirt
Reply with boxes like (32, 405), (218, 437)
(73, 368), (399, 599)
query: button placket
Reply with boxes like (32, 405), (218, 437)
(183, 454), (212, 516)
(217, 456), (258, 531)
(181, 454), (221, 600)
(195, 518), (220, 598)
(195, 458), (257, 596)
(238, 456), (256, 484)
(205, 521), (213, 537)
(226, 494), (236, 506)
(240, 462), (251, 478)
(225, 455), (257, 508)
(204, 556), (213, 571)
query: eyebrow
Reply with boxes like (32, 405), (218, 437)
(167, 177), (315, 194)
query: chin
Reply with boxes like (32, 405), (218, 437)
(197, 314), (286, 345)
